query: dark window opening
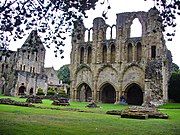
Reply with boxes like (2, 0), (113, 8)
(102, 45), (107, 63)
(151, 46), (156, 59)
(80, 47), (84, 64)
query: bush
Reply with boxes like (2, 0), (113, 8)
(168, 72), (180, 102)
(47, 87), (55, 95)
(36, 88), (45, 95)
(58, 88), (66, 94)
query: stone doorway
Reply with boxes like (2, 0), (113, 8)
(125, 83), (143, 105)
(101, 83), (116, 103)
(18, 85), (26, 96)
(77, 83), (92, 102)
(29, 88), (33, 95)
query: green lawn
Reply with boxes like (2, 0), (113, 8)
(0, 95), (180, 135)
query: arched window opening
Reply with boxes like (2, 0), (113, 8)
(80, 47), (84, 64)
(29, 88), (33, 95)
(20, 64), (22, 70)
(89, 29), (93, 41)
(30, 67), (32, 72)
(102, 45), (107, 63)
(6, 65), (8, 71)
(33, 67), (35, 73)
(23, 65), (26, 71)
(106, 27), (111, 40)
(130, 18), (142, 38)
(85, 30), (88, 42)
(137, 42), (142, 62)
(127, 43), (133, 62)
(112, 26), (116, 39)
(111, 44), (116, 63)
(151, 46), (156, 59)
(87, 46), (92, 64)
(1, 64), (4, 73)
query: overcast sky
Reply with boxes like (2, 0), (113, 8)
(9, 0), (180, 70)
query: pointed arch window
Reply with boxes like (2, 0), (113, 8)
(102, 45), (107, 63)
(80, 47), (84, 64)
(137, 42), (142, 62)
(130, 18), (142, 38)
(106, 27), (111, 40)
(111, 44), (116, 63)
(23, 65), (26, 71)
(127, 43), (133, 62)
(112, 26), (116, 39)
(87, 46), (92, 64)
(1, 64), (4, 73)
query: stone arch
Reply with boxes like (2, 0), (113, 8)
(127, 43), (133, 62)
(75, 65), (91, 76)
(29, 87), (33, 95)
(124, 83), (143, 105)
(130, 18), (142, 37)
(111, 25), (116, 39)
(80, 47), (84, 64)
(97, 64), (118, 77)
(136, 42), (142, 62)
(85, 28), (93, 42)
(122, 63), (144, 78)
(18, 85), (26, 96)
(99, 82), (116, 103)
(77, 82), (92, 102)
(126, 13), (146, 37)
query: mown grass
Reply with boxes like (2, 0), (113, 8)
(0, 95), (180, 135)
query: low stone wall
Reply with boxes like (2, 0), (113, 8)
(106, 106), (168, 119)
(0, 98), (34, 107)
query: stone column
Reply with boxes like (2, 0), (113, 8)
(96, 91), (100, 102)
(115, 91), (119, 103)
(93, 76), (98, 102)
(132, 44), (136, 62)
(74, 89), (77, 102)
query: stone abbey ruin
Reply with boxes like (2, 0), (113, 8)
(70, 7), (172, 105)
(0, 30), (62, 96)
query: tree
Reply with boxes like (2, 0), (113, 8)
(0, 0), (100, 57)
(57, 64), (70, 84)
(168, 72), (180, 102)
(172, 63), (179, 72)
(145, 0), (180, 41)
(0, 0), (180, 56)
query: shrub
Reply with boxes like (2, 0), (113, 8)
(58, 88), (66, 94)
(47, 87), (55, 95)
(36, 88), (45, 95)
(168, 72), (180, 103)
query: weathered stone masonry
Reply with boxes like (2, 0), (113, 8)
(70, 8), (172, 105)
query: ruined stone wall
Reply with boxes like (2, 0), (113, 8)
(70, 7), (172, 104)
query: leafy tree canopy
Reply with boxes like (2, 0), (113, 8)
(172, 62), (179, 72)
(0, 0), (180, 57)
(57, 64), (70, 84)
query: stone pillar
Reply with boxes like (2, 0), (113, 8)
(93, 77), (98, 102)
(74, 90), (77, 101)
(96, 91), (100, 102)
(132, 44), (136, 62)
(115, 91), (119, 103)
